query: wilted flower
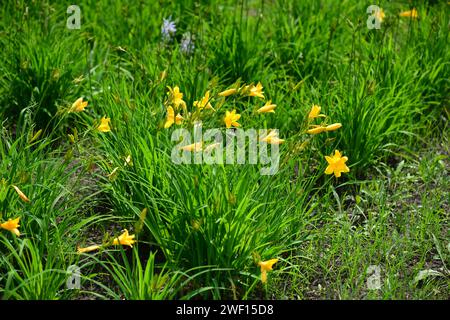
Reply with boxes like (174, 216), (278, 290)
(77, 245), (101, 253)
(12, 185), (30, 203)
(161, 16), (176, 42)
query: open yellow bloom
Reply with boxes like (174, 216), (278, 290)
(164, 106), (175, 128)
(70, 97), (88, 112)
(257, 100), (277, 113)
(260, 130), (285, 145)
(112, 229), (136, 247)
(307, 126), (326, 134)
(325, 150), (350, 178)
(179, 142), (203, 152)
(0, 217), (20, 236)
(12, 185), (30, 203)
(218, 88), (237, 97)
(194, 91), (214, 110)
(325, 123), (342, 132)
(167, 86), (187, 109)
(308, 104), (326, 119)
(399, 8), (418, 18)
(175, 113), (184, 125)
(258, 258), (278, 283)
(248, 82), (264, 99)
(224, 110), (241, 128)
(77, 244), (101, 253)
(97, 117), (111, 132)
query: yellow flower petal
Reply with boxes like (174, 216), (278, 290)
(325, 123), (342, 132)
(218, 88), (237, 97)
(98, 117), (111, 132)
(224, 110), (241, 128)
(308, 104), (326, 119)
(70, 97), (88, 112)
(164, 106), (175, 128)
(77, 245), (101, 253)
(307, 126), (326, 134)
(12, 185), (30, 203)
(112, 229), (136, 247)
(0, 217), (21, 236)
(248, 82), (264, 99)
(257, 100), (277, 113)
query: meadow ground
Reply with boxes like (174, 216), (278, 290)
(0, 0), (448, 300)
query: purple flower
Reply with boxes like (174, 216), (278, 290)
(180, 32), (194, 55)
(161, 17), (176, 42)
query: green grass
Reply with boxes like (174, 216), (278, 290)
(0, 0), (448, 300)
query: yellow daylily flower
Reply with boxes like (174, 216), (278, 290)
(77, 244), (101, 253)
(325, 123), (342, 132)
(258, 258), (278, 283)
(193, 91), (214, 110)
(375, 8), (385, 22)
(257, 100), (277, 113)
(97, 117), (111, 132)
(175, 113), (184, 125)
(112, 229), (136, 247)
(218, 88), (237, 97)
(69, 97), (88, 112)
(248, 82), (265, 99)
(164, 106), (183, 128)
(260, 130), (285, 144)
(308, 104), (326, 119)
(325, 150), (350, 178)
(167, 86), (187, 109)
(12, 185), (30, 203)
(224, 110), (241, 128)
(307, 126), (326, 134)
(164, 106), (175, 128)
(399, 8), (418, 18)
(179, 142), (203, 152)
(0, 217), (20, 236)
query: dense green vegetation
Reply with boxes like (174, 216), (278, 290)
(0, 0), (448, 300)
